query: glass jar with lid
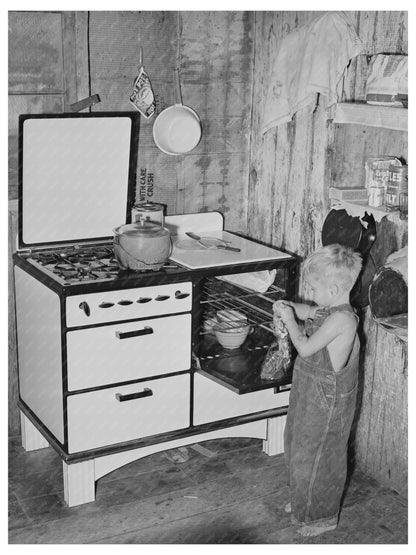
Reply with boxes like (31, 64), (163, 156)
(113, 219), (171, 271)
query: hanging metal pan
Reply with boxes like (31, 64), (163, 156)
(153, 69), (202, 155)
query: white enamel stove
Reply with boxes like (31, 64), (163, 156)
(13, 113), (296, 507)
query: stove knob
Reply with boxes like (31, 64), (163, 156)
(99, 302), (114, 309)
(79, 301), (91, 317)
(155, 295), (170, 301)
(175, 290), (190, 299)
(137, 297), (152, 304)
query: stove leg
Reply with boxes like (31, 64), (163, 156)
(263, 415), (286, 456)
(62, 460), (95, 507)
(20, 412), (49, 452)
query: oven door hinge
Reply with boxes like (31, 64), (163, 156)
(17, 247), (35, 256)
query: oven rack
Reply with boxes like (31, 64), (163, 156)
(200, 277), (286, 333)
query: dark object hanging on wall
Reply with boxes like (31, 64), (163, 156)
(368, 246), (407, 341)
(321, 209), (377, 307)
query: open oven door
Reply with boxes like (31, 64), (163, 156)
(165, 211), (297, 396)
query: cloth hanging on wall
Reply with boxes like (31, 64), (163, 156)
(261, 12), (364, 134)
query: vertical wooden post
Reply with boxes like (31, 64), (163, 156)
(263, 415), (286, 456)
(61, 11), (76, 110)
(63, 459), (96, 507)
(74, 11), (90, 102)
(20, 412), (49, 452)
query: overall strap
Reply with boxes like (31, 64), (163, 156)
(316, 304), (359, 323)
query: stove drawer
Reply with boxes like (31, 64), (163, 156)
(193, 373), (290, 425)
(67, 374), (190, 452)
(65, 281), (192, 327)
(66, 313), (191, 390)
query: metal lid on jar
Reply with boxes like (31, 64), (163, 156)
(114, 220), (169, 238)
(133, 201), (165, 212)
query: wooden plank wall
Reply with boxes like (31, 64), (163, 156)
(8, 11), (253, 225)
(87, 11), (253, 230)
(249, 11), (408, 495)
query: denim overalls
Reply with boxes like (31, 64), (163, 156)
(284, 304), (359, 526)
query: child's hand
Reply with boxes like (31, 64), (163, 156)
(273, 300), (292, 316)
(273, 300), (295, 324)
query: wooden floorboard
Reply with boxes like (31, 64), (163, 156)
(8, 435), (408, 544)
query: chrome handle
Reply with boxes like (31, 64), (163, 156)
(216, 245), (241, 252)
(115, 388), (153, 402)
(115, 327), (153, 339)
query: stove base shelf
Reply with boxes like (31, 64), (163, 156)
(19, 409), (287, 507)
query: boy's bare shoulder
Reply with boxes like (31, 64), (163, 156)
(325, 310), (357, 333)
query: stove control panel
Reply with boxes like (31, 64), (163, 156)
(66, 281), (193, 328)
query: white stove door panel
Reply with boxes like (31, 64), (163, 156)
(193, 373), (290, 425)
(14, 267), (65, 443)
(66, 282), (192, 327)
(66, 313), (191, 390)
(67, 374), (190, 452)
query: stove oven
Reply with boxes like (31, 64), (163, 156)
(13, 112), (297, 506)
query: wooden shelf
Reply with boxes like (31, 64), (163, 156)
(330, 200), (404, 223)
(334, 103), (408, 132)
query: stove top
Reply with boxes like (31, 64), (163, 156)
(16, 232), (296, 293)
(21, 244), (183, 286)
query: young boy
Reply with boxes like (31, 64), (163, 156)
(273, 243), (362, 537)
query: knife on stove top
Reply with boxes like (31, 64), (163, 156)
(185, 232), (241, 252)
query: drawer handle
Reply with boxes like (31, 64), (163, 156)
(115, 326), (154, 339)
(115, 388), (153, 402)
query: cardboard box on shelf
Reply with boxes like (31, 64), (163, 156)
(329, 187), (368, 202)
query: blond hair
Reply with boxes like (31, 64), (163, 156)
(303, 244), (362, 293)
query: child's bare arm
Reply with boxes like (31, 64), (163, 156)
(276, 305), (355, 358)
(274, 300), (317, 321)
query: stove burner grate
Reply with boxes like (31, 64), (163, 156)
(25, 244), (181, 284)
(50, 253), (120, 281)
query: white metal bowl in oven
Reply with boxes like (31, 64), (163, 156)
(214, 324), (251, 350)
